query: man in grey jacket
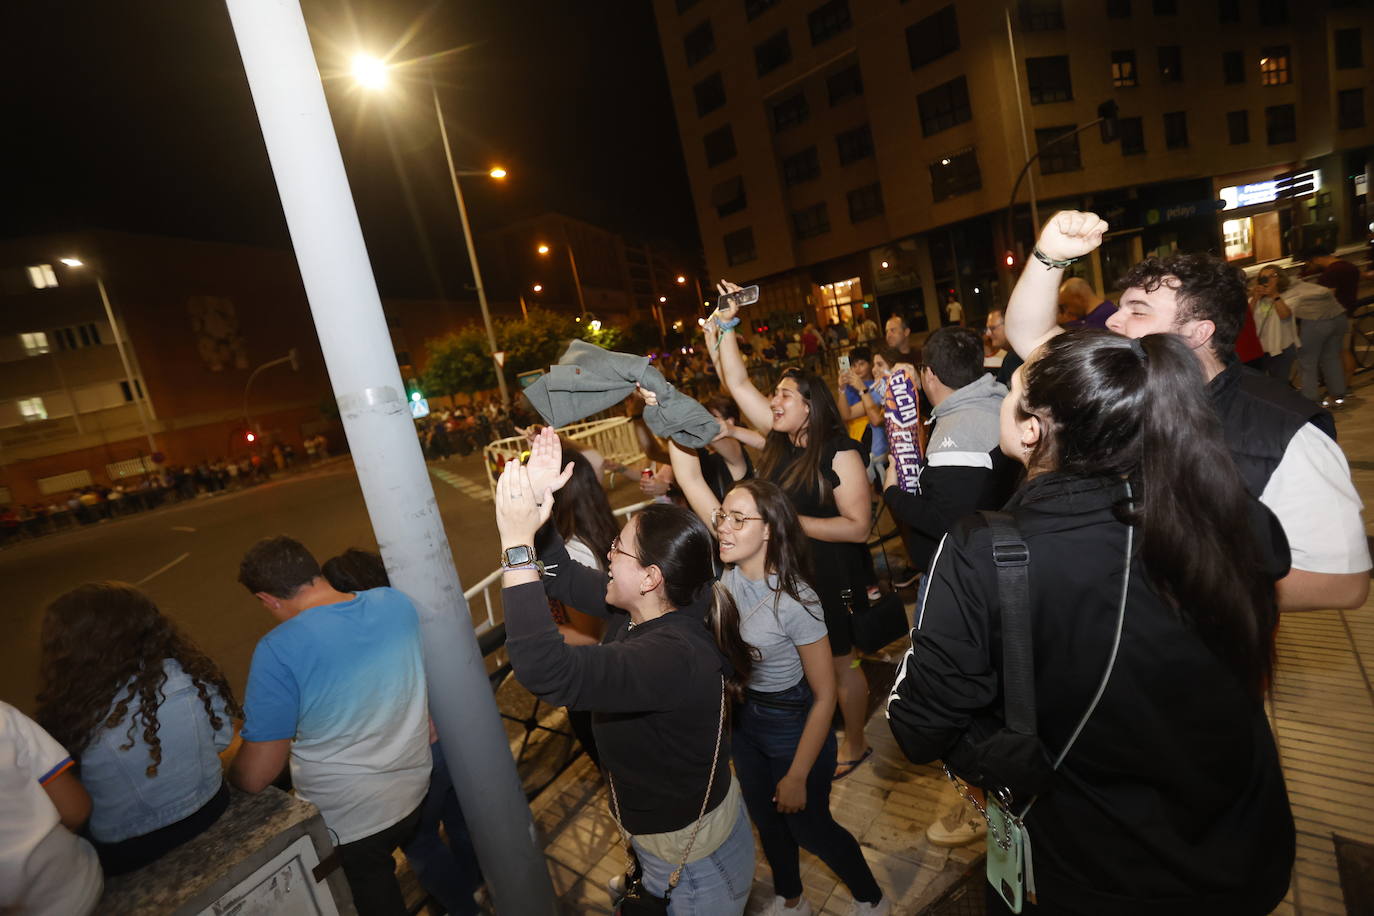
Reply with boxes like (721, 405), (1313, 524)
(1285, 274), (1349, 407)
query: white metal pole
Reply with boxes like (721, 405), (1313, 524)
(221, 4), (554, 913)
(431, 83), (511, 409)
(95, 276), (158, 455)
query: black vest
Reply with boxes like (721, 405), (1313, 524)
(1207, 362), (1335, 497)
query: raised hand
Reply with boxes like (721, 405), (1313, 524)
(524, 427), (573, 502)
(1036, 211), (1110, 262)
(494, 462), (552, 547)
(713, 279), (744, 323)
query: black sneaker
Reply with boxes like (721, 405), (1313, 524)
(893, 567), (921, 589)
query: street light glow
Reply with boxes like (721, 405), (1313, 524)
(489, 167), (507, 179)
(532, 283), (543, 292)
(658, 296), (667, 303)
(60, 257), (84, 267)
(537, 244), (550, 255)
(676, 275), (686, 284)
(880, 260), (889, 269)
(589, 319), (602, 332)
(351, 54), (389, 90)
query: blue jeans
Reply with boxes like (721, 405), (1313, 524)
(1298, 314), (1349, 402)
(402, 741), (483, 915)
(732, 681), (882, 904)
(632, 794), (754, 915)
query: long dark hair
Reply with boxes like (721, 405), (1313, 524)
(37, 582), (241, 776)
(549, 447), (619, 559)
(758, 368), (848, 504)
(634, 503), (754, 702)
(728, 479), (818, 615)
(1017, 329), (1277, 696)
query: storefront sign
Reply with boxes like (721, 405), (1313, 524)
(1145, 199), (1226, 225)
(1220, 170), (1321, 210)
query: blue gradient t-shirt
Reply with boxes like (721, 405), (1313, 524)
(243, 587), (430, 844)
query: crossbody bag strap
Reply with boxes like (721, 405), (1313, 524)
(979, 510), (1034, 736)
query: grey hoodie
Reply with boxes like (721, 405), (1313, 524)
(923, 373), (1008, 472)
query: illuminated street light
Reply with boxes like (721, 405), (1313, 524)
(880, 260), (889, 269)
(488, 167), (507, 179)
(676, 275), (686, 284)
(60, 257), (84, 267)
(351, 53), (389, 90)
(658, 295), (667, 303)
(589, 319), (602, 332)
(537, 243), (550, 255)
(532, 283), (543, 292)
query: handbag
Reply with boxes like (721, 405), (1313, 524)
(844, 586), (910, 654)
(607, 677), (727, 915)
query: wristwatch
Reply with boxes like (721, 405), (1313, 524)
(501, 545), (543, 572)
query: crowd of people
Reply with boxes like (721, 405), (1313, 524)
(4, 211), (1370, 916)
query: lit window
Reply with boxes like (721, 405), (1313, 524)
(1223, 218), (1254, 262)
(27, 264), (58, 289)
(1259, 46), (1290, 85)
(20, 332), (51, 355)
(19, 397), (48, 422)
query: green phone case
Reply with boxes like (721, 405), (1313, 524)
(985, 795), (1026, 913)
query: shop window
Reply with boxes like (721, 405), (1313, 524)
(19, 397), (47, 422)
(724, 227), (757, 266)
(809, 0), (852, 45)
(1035, 126), (1081, 174)
(930, 147), (982, 201)
(836, 123), (874, 164)
(1218, 0), (1240, 22)
(847, 182), (885, 222)
(782, 147), (821, 186)
(1018, 0), (1064, 31)
(1265, 103), (1295, 143)
(20, 332), (50, 355)
(683, 21), (715, 66)
(1227, 109), (1250, 144)
(703, 125), (736, 167)
(1223, 218), (1254, 262)
(918, 76), (973, 136)
(745, 0), (780, 21)
(712, 176), (748, 217)
(1027, 56), (1072, 104)
(1119, 116), (1145, 154)
(693, 73), (726, 117)
(1164, 110), (1188, 148)
(1259, 46), (1290, 85)
(791, 202), (831, 240)
(1112, 50), (1137, 87)
(27, 264), (58, 289)
(907, 5), (960, 71)
(1222, 50), (1245, 84)
(827, 63), (864, 106)
(1335, 29), (1362, 69)
(1158, 46), (1183, 83)
(1106, 0), (1131, 18)
(754, 29), (791, 76)
(771, 91), (810, 132)
(1338, 88), (1365, 130)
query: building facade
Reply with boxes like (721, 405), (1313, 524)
(654, 0), (1373, 332)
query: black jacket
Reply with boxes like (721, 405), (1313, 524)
(1207, 361), (1334, 497)
(887, 473), (1295, 915)
(883, 448), (1021, 570)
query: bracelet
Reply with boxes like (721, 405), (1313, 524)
(714, 315), (741, 330)
(712, 325), (735, 353)
(1031, 247), (1079, 270)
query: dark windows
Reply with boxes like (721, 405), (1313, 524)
(1265, 103), (1296, 143)
(1257, 0), (1287, 26)
(1112, 50), (1137, 87)
(827, 63), (864, 105)
(1018, 0), (1065, 31)
(1035, 125), (1081, 174)
(1227, 109), (1249, 144)
(1218, 0), (1240, 22)
(712, 176), (748, 217)
(703, 125), (736, 167)
(847, 183), (885, 222)
(907, 6), (960, 71)
(1153, 0), (1177, 12)
(745, 0), (779, 20)
(836, 123), (874, 164)
(791, 202), (830, 240)
(1338, 88), (1365, 130)
(1119, 116), (1145, 154)
(1335, 29), (1363, 69)
(771, 92), (810, 132)
(1106, 0), (1131, 18)
(918, 76), (973, 136)
(684, 21), (714, 66)
(1163, 110), (1188, 148)
(755, 30), (792, 76)
(1260, 46), (1290, 85)
(1223, 50), (1245, 84)
(694, 73), (726, 116)
(930, 147), (982, 201)
(782, 147), (821, 186)
(809, 0), (852, 44)
(724, 227), (757, 266)
(1026, 56), (1072, 104)
(1158, 46), (1183, 82)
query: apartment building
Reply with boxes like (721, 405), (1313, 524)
(654, 0), (1373, 332)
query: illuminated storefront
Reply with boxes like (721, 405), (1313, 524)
(1213, 168), (1322, 263)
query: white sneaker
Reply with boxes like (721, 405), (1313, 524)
(763, 895), (814, 915)
(607, 873), (626, 900)
(925, 799), (987, 847)
(848, 897), (891, 915)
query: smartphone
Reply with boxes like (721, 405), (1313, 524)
(717, 285), (760, 311)
(837, 354), (851, 373)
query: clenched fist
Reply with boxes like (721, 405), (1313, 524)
(1037, 211), (1109, 262)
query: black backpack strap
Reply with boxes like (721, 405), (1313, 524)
(979, 510), (1035, 737)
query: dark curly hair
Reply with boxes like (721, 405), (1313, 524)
(36, 582), (241, 777)
(1117, 252), (1248, 360)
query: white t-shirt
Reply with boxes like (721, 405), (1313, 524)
(947, 301), (964, 323)
(1260, 423), (1371, 575)
(724, 568), (829, 693)
(0, 702), (103, 916)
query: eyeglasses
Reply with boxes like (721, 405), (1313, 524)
(712, 509), (764, 530)
(608, 536), (641, 563)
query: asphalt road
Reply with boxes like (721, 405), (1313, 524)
(0, 450), (643, 718)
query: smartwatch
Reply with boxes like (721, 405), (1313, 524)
(501, 545), (542, 572)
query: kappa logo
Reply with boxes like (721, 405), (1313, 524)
(938, 436), (957, 449)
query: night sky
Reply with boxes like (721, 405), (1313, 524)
(2, 0), (700, 299)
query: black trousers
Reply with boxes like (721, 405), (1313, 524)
(92, 781), (231, 876)
(337, 803), (424, 916)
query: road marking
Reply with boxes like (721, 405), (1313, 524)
(137, 552), (191, 585)
(171, 526), (197, 532)
(429, 468), (493, 502)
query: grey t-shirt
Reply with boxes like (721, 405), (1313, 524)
(723, 567), (829, 693)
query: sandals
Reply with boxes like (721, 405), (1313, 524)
(833, 746), (874, 781)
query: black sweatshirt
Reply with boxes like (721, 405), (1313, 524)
(504, 532), (728, 836)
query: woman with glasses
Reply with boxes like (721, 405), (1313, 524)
(671, 446), (890, 916)
(705, 281), (876, 781)
(1249, 267), (1297, 382)
(496, 430), (757, 914)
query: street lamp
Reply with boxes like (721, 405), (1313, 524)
(62, 258), (159, 456)
(536, 241), (588, 318)
(352, 54), (512, 409)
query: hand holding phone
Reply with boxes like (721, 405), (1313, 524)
(837, 354), (851, 374)
(715, 280), (759, 316)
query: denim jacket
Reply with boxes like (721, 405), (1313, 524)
(81, 659), (233, 843)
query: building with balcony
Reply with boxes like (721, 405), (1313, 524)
(654, 0), (1373, 332)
